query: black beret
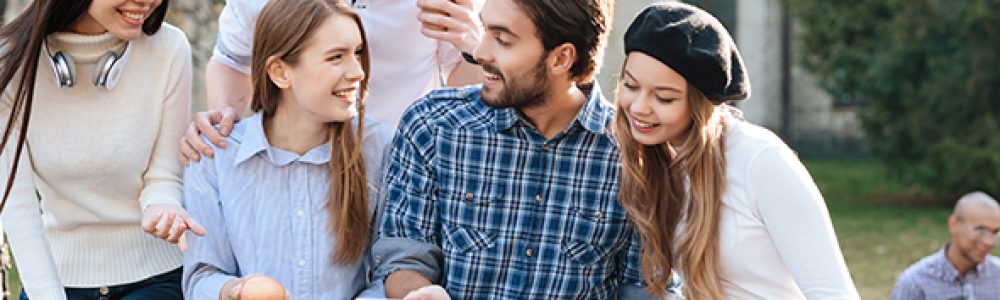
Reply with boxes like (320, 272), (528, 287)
(624, 2), (750, 103)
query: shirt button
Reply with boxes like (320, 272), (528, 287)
(525, 248), (533, 257)
(297, 210), (305, 217)
(535, 194), (542, 202)
(466, 193), (474, 200)
(595, 212), (603, 221)
(543, 144), (551, 151)
(298, 260), (306, 267)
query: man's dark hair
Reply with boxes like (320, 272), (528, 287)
(514, 0), (613, 83)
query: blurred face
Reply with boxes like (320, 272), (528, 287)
(618, 52), (692, 146)
(72, 0), (161, 40)
(473, 0), (550, 109)
(274, 14), (365, 123)
(951, 209), (1000, 265)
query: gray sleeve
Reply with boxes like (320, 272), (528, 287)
(371, 237), (444, 283)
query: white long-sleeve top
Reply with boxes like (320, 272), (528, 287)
(0, 24), (191, 300)
(712, 118), (859, 299)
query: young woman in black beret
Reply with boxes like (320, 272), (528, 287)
(613, 2), (860, 299)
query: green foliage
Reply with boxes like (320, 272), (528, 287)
(785, 0), (1000, 196)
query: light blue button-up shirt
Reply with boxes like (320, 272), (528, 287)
(182, 112), (393, 299)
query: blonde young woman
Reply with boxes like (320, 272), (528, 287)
(614, 3), (860, 299)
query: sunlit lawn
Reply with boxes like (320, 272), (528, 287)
(807, 159), (999, 299)
(7, 258), (17, 299)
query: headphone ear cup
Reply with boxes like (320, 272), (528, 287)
(94, 51), (120, 89)
(51, 51), (77, 87)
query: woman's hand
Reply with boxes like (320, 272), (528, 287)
(142, 204), (207, 251)
(223, 274), (290, 300)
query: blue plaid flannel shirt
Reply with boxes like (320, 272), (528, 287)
(373, 85), (656, 299)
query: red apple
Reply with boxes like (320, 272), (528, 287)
(239, 276), (287, 300)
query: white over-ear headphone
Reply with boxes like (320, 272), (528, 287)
(44, 40), (131, 90)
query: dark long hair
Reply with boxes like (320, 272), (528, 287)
(250, 0), (372, 264)
(0, 0), (169, 212)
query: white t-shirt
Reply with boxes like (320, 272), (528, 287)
(214, 0), (469, 129)
(714, 118), (859, 299)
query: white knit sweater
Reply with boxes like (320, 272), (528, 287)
(1, 24), (191, 300)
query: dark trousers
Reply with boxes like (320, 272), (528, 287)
(20, 268), (181, 300)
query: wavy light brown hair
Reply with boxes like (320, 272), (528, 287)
(251, 0), (372, 264)
(1, 0), (168, 212)
(615, 73), (729, 299)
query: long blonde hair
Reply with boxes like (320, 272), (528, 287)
(615, 77), (729, 299)
(251, 0), (372, 265)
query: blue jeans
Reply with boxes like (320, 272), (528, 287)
(20, 268), (181, 300)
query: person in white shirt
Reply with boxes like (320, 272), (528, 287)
(612, 3), (860, 299)
(0, 0), (198, 299)
(178, 0), (484, 165)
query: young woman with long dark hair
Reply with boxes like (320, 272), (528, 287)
(0, 0), (196, 299)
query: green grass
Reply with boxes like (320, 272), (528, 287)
(8, 262), (18, 299)
(807, 159), (1000, 299)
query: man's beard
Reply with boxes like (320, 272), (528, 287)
(481, 58), (550, 110)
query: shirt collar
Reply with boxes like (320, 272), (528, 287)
(492, 82), (611, 134)
(234, 112), (332, 166)
(933, 243), (993, 281)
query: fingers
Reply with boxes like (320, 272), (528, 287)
(217, 107), (238, 137)
(177, 232), (189, 252)
(417, 10), (473, 33)
(194, 112), (226, 152)
(416, 0), (481, 53)
(230, 279), (245, 300)
(179, 125), (201, 165)
(154, 212), (176, 239)
(142, 211), (163, 234)
(417, 0), (471, 14)
(184, 214), (208, 237)
(452, 0), (475, 8)
(420, 27), (465, 44)
(166, 219), (188, 243)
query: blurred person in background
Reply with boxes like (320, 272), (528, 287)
(892, 191), (1000, 300)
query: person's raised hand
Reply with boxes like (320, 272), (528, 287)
(179, 106), (239, 166)
(416, 0), (482, 53)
